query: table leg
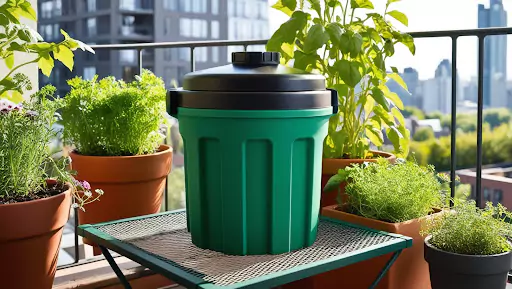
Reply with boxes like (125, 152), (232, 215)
(368, 250), (403, 289)
(100, 245), (133, 289)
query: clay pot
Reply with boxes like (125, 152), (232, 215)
(0, 181), (72, 289)
(321, 151), (396, 207)
(71, 145), (172, 251)
(284, 205), (441, 289)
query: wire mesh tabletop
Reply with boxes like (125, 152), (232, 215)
(78, 210), (412, 289)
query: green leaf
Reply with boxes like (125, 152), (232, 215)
(384, 40), (395, 56)
(387, 0), (401, 4)
(271, 0), (297, 16)
(333, 83), (349, 100)
(307, 0), (322, 17)
(364, 94), (375, 116)
(387, 126), (402, 152)
(5, 52), (14, 69)
(391, 107), (405, 126)
(8, 42), (26, 52)
(267, 11), (309, 56)
(391, 66), (399, 73)
(304, 24), (329, 53)
(9, 90), (24, 103)
(326, 22), (343, 47)
(370, 87), (389, 111)
(61, 29), (95, 54)
(366, 126), (384, 146)
(328, 0), (340, 7)
(399, 33), (416, 55)
(382, 86), (404, 110)
(387, 10), (408, 26)
(351, 0), (374, 9)
(293, 51), (319, 71)
(54, 45), (74, 71)
(38, 52), (54, 77)
(334, 59), (363, 88)
(388, 72), (408, 91)
(374, 106), (395, 126)
(27, 42), (53, 52)
(323, 172), (347, 192)
(18, 1), (37, 21)
(340, 31), (363, 57)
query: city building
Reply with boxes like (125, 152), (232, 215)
(421, 60), (452, 114)
(478, 0), (508, 108)
(387, 67), (422, 108)
(38, 0), (269, 95)
(459, 164), (512, 208)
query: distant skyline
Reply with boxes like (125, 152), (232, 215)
(268, 0), (512, 81)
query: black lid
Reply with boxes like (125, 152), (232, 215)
(183, 52), (326, 92)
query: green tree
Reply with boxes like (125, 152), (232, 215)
(413, 126), (435, 142)
(403, 106), (425, 119)
(426, 111), (443, 120)
(484, 108), (511, 129)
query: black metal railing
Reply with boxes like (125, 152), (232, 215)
(57, 26), (512, 268)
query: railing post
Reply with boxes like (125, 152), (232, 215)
(476, 35), (485, 208)
(74, 205), (79, 263)
(138, 48), (143, 74)
(450, 36), (457, 207)
(190, 47), (195, 72)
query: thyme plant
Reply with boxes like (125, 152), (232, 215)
(268, 0), (415, 159)
(324, 159), (446, 223)
(423, 200), (512, 256)
(61, 70), (167, 156)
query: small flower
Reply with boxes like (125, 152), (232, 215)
(95, 189), (104, 195)
(82, 180), (91, 190)
(72, 178), (82, 188)
(71, 203), (79, 209)
(84, 190), (92, 197)
(25, 110), (39, 118)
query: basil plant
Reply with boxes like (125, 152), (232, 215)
(0, 0), (94, 102)
(267, 0), (415, 159)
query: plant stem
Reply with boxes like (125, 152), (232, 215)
(343, 0), (349, 25)
(0, 57), (39, 83)
(0, 34), (18, 51)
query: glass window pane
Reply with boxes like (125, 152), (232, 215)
(87, 0), (96, 12)
(212, 0), (218, 14)
(211, 47), (219, 63)
(211, 20), (219, 39)
(83, 66), (96, 80)
(228, 0), (234, 16)
(180, 18), (191, 37)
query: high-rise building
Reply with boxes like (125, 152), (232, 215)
(478, 0), (508, 108)
(387, 67), (422, 108)
(38, 0), (269, 95)
(422, 60), (452, 114)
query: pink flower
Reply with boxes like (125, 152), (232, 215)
(82, 180), (91, 190)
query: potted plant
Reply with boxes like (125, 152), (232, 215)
(267, 0), (414, 206)
(60, 70), (172, 254)
(0, 1), (99, 288)
(287, 159), (446, 289)
(422, 200), (512, 289)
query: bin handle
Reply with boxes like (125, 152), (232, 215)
(327, 88), (338, 114)
(167, 88), (182, 118)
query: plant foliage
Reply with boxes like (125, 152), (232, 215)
(0, 86), (103, 207)
(61, 70), (168, 156)
(268, 0), (415, 159)
(0, 0), (94, 102)
(422, 200), (512, 255)
(324, 159), (446, 223)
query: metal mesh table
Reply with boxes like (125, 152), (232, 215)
(78, 210), (412, 289)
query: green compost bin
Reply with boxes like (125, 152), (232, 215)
(167, 52), (337, 255)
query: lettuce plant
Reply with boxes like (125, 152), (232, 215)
(268, 0), (415, 159)
(60, 70), (167, 156)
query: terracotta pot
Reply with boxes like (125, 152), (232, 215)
(0, 181), (72, 289)
(284, 205), (441, 289)
(71, 145), (172, 250)
(321, 151), (396, 207)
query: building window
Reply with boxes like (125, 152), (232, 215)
(211, 21), (219, 39)
(237, 1), (244, 17)
(228, 0), (234, 16)
(164, 49), (173, 61)
(211, 47), (219, 63)
(179, 48), (190, 61)
(483, 188), (491, 202)
(493, 189), (503, 205)
(120, 50), (136, 63)
(259, 1), (268, 19)
(53, 0), (62, 16)
(180, 18), (191, 37)
(53, 24), (60, 40)
(86, 18), (97, 36)
(123, 66), (136, 82)
(83, 66), (96, 80)
(179, 0), (191, 12)
(163, 0), (177, 10)
(195, 47), (207, 63)
(165, 17), (172, 35)
(41, 1), (52, 18)
(211, 0), (219, 14)
(86, 0), (96, 12)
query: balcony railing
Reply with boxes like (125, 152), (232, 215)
(57, 27), (512, 274)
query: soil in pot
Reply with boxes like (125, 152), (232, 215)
(0, 181), (72, 289)
(71, 144), (172, 254)
(284, 205), (439, 289)
(425, 236), (512, 289)
(321, 151), (395, 207)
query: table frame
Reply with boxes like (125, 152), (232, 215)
(78, 210), (412, 289)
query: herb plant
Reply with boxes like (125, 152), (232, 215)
(61, 70), (167, 156)
(0, 0), (94, 102)
(268, 0), (415, 159)
(422, 200), (512, 256)
(0, 86), (103, 208)
(324, 159), (446, 223)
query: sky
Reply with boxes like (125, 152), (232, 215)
(267, 0), (512, 81)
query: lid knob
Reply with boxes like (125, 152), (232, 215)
(232, 52), (280, 66)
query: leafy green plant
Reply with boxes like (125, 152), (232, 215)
(268, 0), (414, 159)
(324, 159), (446, 222)
(61, 70), (167, 156)
(422, 200), (512, 255)
(0, 86), (103, 208)
(0, 0), (94, 102)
